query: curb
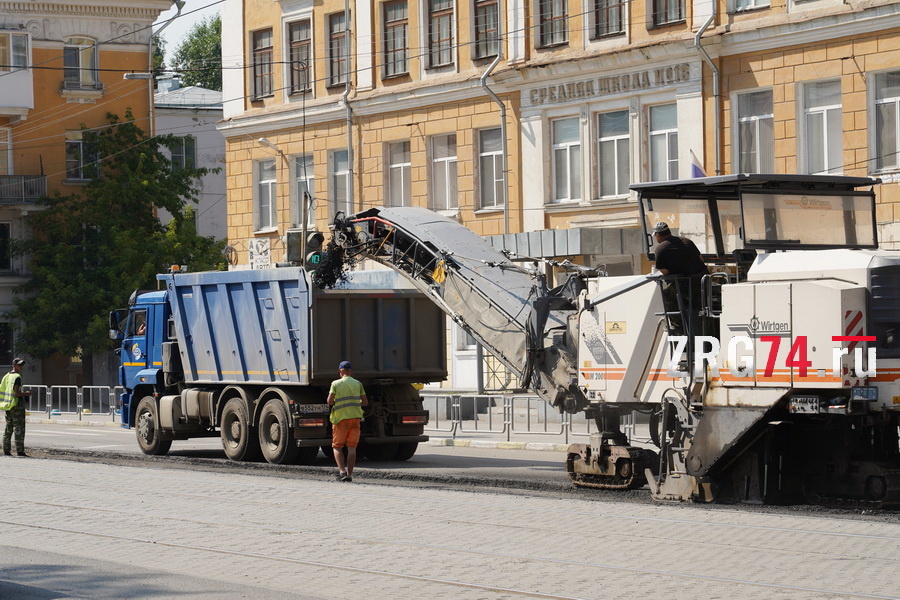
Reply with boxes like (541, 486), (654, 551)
(427, 438), (571, 453)
(25, 416), (122, 428)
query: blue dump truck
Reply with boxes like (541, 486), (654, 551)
(109, 267), (446, 464)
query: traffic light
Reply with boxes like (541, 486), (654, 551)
(286, 230), (325, 264)
(306, 251), (324, 269)
(306, 231), (325, 252)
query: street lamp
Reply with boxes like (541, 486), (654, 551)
(258, 138), (311, 266)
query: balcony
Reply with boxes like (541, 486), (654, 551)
(0, 175), (47, 204)
(0, 68), (33, 121)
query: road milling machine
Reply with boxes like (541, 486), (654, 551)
(326, 174), (900, 506)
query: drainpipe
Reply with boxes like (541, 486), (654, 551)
(342, 0), (354, 213)
(480, 54), (509, 235)
(694, 10), (720, 175)
(148, 0), (185, 136)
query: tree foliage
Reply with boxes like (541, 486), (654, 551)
(152, 36), (167, 78)
(171, 14), (222, 91)
(10, 111), (226, 359)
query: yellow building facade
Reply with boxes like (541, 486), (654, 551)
(0, 0), (171, 384)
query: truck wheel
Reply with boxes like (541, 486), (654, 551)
(392, 442), (418, 461)
(259, 399), (299, 465)
(135, 396), (172, 456)
(221, 398), (261, 462)
(363, 442), (398, 461)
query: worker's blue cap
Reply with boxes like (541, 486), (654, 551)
(339, 361), (352, 370)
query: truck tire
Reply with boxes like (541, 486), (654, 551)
(259, 399), (299, 465)
(392, 442), (418, 461)
(135, 396), (172, 456)
(221, 397), (261, 462)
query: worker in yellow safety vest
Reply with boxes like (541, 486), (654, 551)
(1, 358), (32, 457)
(327, 360), (368, 482)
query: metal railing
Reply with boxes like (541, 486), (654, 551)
(0, 174), (47, 201)
(421, 392), (650, 445)
(22, 384), (121, 421)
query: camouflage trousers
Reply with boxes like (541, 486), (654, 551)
(3, 402), (25, 454)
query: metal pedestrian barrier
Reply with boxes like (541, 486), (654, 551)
(22, 384), (120, 422)
(420, 392), (650, 445)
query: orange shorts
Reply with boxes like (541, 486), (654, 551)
(331, 418), (361, 449)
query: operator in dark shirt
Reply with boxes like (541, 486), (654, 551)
(652, 222), (709, 335)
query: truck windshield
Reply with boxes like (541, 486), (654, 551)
(643, 197), (743, 257)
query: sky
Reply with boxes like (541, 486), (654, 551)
(153, 0), (222, 56)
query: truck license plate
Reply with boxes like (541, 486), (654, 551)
(298, 404), (330, 414)
(789, 396), (820, 414)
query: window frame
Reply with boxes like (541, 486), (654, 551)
(597, 109), (630, 198)
(64, 132), (99, 182)
(592, 0), (625, 38)
(428, 0), (455, 68)
(386, 141), (411, 207)
(251, 29), (274, 100)
(648, 103), (678, 182)
(0, 222), (11, 272)
(383, 0), (409, 78)
(478, 128), (504, 209)
(731, 0), (770, 12)
(735, 89), (774, 174)
(802, 80), (843, 175)
(0, 32), (28, 72)
(328, 13), (349, 87)
(550, 117), (581, 203)
(651, 0), (684, 27)
(0, 127), (10, 176)
(288, 20), (312, 95)
(473, 0), (500, 60)
(430, 134), (458, 211)
(63, 37), (100, 89)
(294, 154), (315, 228)
(171, 135), (196, 171)
(331, 149), (351, 215)
(256, 158), (278, 232)
(875, 71), (900, 172)
(538, 0), (569, 48)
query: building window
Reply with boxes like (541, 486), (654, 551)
(383, 1), (409, 78)
(257, 159), (277, 231)
(479, 128), (504, 209)
(63, 37), (100, 89)
(387, 141), (411, 207)
(456, 323), (477, 351)
(875, 72), (900, 171)
(329, 13), (349, 86)
(649, 104), (678, 181)
(593, 0), (625, 37)
(539, 0), (568, 47)
(652, 0), (684, 26)
(0, 323), (11, 366)
(736, 90), (774, 173)
(288, 20), (311, 95)
(65, 132), (98, 181)
(0, 32), (28, 72)
(803, 81), (842, 175)
(428, 0), (454, 68)
(733, 0), (769, 11)
(431, 134), (458, 210)
(0, 223), (10, 271)
(295, 155), (315, 227)
(252, 29), (273, 99)
(0, 128), (10, 176)
(598, 110), (629, 197)
(551, 118), (580, 203)
(171, 136), (196, 171)
(474, 0), (500, 59)
(332, 150), (350, 215)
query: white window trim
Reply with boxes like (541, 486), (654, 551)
(430, 133), (458, 211)
(331, 149), (351, 215)
(728, 0), (770, 13)
(648, 103), (678, 182)
(0, 32), (29, 72)
(292, 154), (315, 228)
(596, 109), (630, 199)
(255, 159), (278, 233)
(0, 127), (11, 175)
(477, 128), (504, 210)
(800, 80), (842, 175)
(282, 12), (315, 102)
(550, 117), (581, 203)
(732, 89), (774, 174)
(387, 141), (411, 207)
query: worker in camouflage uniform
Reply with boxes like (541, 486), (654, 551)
(1, 358), (32, 457)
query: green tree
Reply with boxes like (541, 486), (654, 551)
(171, 14), (222, 91)
(152, 36), (167, 78)
(10, 111), (225, 359)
